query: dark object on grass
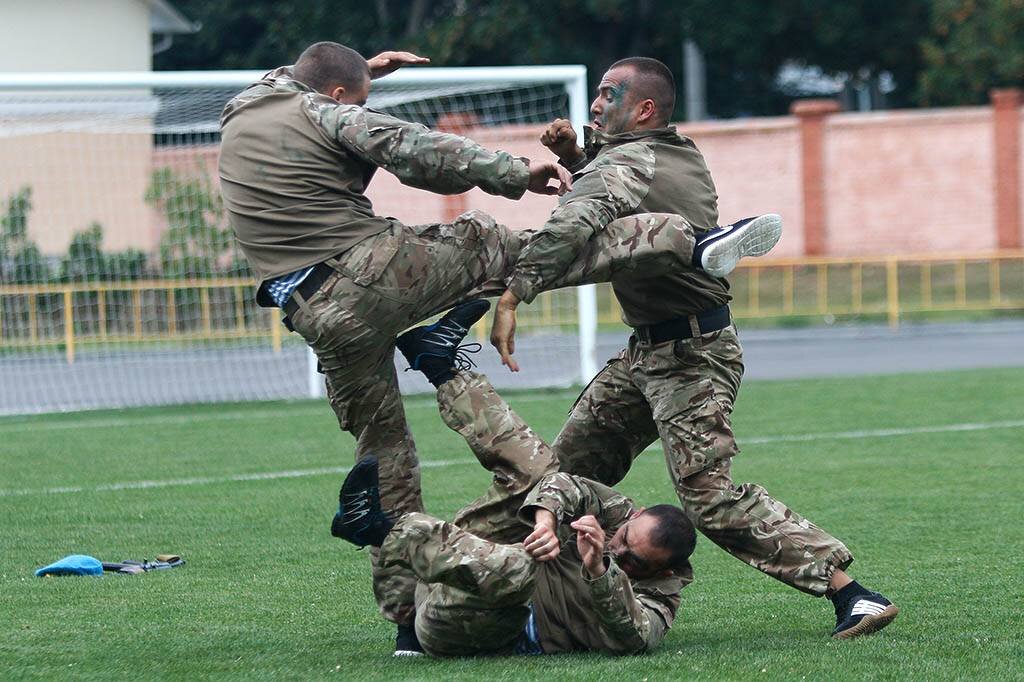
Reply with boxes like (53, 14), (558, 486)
(102, 555), (186, 574)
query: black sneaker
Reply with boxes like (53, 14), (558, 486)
(395, 622), (425, 657)
(832, 588), (899, 639)
(692, 213), (783, 277)
(396, 299), (490, 387)
(330, 456), (393, 548)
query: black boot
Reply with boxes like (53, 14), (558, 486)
(396, 299), (490, 387)
(394, 622), (424, 657)
(330, 456), (393, 548)
(830, 580), (899, 639)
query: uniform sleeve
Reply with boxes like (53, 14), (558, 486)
(585, 559), (680, 654)
(506, 142), (657, 303)
(519, 472), (635, 531)
(305, 98), (531, 199)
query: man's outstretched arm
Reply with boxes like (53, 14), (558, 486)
(491, 142), (655, 369)
(305, 101), (571, 199)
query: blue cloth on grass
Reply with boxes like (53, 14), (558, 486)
(35, 554), (103, 577)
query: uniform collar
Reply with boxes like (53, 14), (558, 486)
(259, 65), (317, 95)
(584, 125), (682, 155)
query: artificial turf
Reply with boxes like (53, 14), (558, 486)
(2, 367), (1022, 680)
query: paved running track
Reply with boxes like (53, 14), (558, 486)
(1, 320), (1021, 415)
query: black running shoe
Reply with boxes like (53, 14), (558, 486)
(832, 588), (899, 639)
(692, 213), (783, 277)
(395, 622), (425, 657)
(396, 299), (490, 387)
(330, 456), (393, 548)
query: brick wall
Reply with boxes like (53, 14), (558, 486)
(8, 90), (1022, 258)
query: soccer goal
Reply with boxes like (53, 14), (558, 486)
(0, 66), (602, 414)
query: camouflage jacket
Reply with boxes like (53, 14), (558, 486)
(218, 67), (530, 295)
(519, 472), (692, 654)
(507, 126), (730, 326)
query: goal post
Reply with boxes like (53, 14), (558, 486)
(0, 65), (600, 414)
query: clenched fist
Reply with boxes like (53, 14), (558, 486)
(540, 118), (585, 166)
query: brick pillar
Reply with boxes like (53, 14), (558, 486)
(791, 99), (840, 256)
(991, 88), (1022, 249)
(436, 112), (479, 223)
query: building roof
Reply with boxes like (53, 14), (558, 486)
(148, 0), (200, 34)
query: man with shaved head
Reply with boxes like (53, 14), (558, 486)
(491, 57), (897, 640)
(219, 43), (779, 655)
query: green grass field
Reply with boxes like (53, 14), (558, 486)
(2, 367), (1022, 680)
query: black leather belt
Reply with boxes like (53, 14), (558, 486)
(632, 304), (731, 345)
(282, 261), (337, 319)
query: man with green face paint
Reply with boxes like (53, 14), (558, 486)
(490, 57), (898, 640)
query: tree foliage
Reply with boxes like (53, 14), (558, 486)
(60, 222), (148, 282)
(918, 0), (1024, 106)
(157, 0), (954, 116)
(0, 187), (51, 285)
(145, 168), (247, 278)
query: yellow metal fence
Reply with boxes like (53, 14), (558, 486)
(2, 252), (1022, 364)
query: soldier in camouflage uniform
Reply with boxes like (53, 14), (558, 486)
(332, 356), (697, 656)
(490, 57), (898, 639)
(219, 43), (762, 650)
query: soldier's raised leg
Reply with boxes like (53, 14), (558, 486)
(364, 211), (777, 327)
(372, 321), (563, 656)
(287, 289), (421, 626)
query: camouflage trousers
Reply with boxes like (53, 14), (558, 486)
(377, 371), (558, 656)
(552, 326), (853, 596)
(287, 211), (697, 624)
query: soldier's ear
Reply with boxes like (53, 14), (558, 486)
(636, 99), (657, 124)
(329, 85), (346, 102)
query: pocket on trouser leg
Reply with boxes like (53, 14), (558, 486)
(653, 378), (740, 486)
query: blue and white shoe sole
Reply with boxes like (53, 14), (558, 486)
(832, 604), (899, 639)
(701, 213), (783, 278)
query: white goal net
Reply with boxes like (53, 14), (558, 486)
(0, 66), (605, 415)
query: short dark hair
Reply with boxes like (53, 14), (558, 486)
(609, 57), (677, 126)
(293, 42), (369, 95)
(643, 504), (696, 572)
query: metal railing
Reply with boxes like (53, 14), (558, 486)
(2, 251), (1022, 364)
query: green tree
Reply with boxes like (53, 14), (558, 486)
(146, 168), (234, 278)
(60, 222), (149, 282)
(918, 0), (1024, 106)
(1, 186), (51, 284)
(156, 0), (934, 117)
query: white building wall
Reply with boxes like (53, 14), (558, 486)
(0, 0), (152, 72)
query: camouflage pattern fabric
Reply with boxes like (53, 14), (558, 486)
(521, 472), (687, 655)
(506, 126), (721, 314)
(305, 97), (530, 199)
(553, 326), (853, 596)
(380, 512), (537, 657)
(377, 372), (686, 656)
(376, 370), (553, 657)
(438, 372), (559, 544)
(286, 210), (700, 624)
